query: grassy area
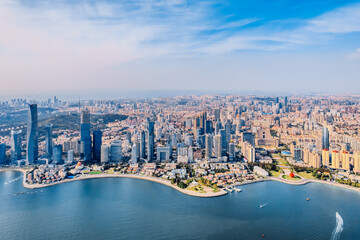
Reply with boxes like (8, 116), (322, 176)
(297, 171), (316, 179)
(269, 170), (281, 177)
(187, 185), (206, 193)
(282, 175), (301, 181)
(89, 171), (102, 174)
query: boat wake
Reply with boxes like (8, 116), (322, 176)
(331, 212), (343, 240)
(4, 176), (21, 185)
(260, 203), (268, 208)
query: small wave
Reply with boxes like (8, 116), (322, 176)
(331, 212), (343, 240)
(4, 176), (21, 185)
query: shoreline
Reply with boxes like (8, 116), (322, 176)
(2, 168), (360, 196)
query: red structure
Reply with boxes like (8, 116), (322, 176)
(289, 172), (295, 178)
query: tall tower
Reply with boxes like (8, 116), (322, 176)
(205, 134), (212, 159)
(92, 130), (102, 162)
(111, 140), (122, 162)
(322, 127), (329, 150)
(45, 124), (53, 159)
(80, 110), (91, 162)
(26, 104), (38, 164)
(147, 121), (155, 162)
(140, 130), (146, 159)
(11, 130), (22, 163)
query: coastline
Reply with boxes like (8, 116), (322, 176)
(2, 168), (360, 196)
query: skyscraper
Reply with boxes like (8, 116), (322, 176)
(111, 140), (122, 162)
(131, 142), (138, 164)
(101, 145), (110, 163)
(0, 143), (6, 164)
(147, 121), (155, 162)
(52, 145), (63, 164)
(80, 110), (91, 162)
(92, 130), (102, 162)
(322, 127), (329, 150)
(11, 130), (22, 163)
(45, 124), (53, 159)
(140, 130), (146, 159)
(26, 104), (38, 164)
(205, 134), (212, 158)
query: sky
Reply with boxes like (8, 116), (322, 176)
(0, 0), (360, 98)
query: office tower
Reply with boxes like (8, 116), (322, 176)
(80, 110), (91, 162)
(322, 127), (329, 150)
(205, 134), (212, 158)
(92, 130), (102, 161)
(215, 121), (221, 134)
(200, 111), (207, 134)
(188, 146), (194, 162)
(131, 143), (138, 164)
(147, 121), (155, 162)
(26, 104), (38, 164)
(205, 120), (213, 134)
(225, 121), (231, 146)
(220, 129), (227, 156)
(67, 150), (74, 163)
(228, 142), (235, 161)
(126, 132), (132, 144)
(215, 134), (222, 158)
(11, 130), (22, 163)
(275, 97), (279, 104)
(140, 130), (146, 159)
(284, 96), (288, 106)
(214, 108), (220, 121)
(193, 116), (201, 137)
(44, 124), (53, 159)
(111, 140), (122, 162)
(101, 145), (110, 163)
(52, 145), (63, 164)
(171, 133), (177, 147)
(0, 143), (6, 164)
(184, 134), (193, 146)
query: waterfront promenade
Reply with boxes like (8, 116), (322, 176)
(2, 168), (360, 197)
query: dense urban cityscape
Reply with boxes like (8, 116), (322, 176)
(1, 94), (360, 196)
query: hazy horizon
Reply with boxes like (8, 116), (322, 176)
(1, 0), (360, 96)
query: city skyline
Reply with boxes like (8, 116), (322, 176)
(1, 0), (360, 96)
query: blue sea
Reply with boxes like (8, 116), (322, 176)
(0, 171), (359, 240)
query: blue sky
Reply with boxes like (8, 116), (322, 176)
(0, 0), (360, 97)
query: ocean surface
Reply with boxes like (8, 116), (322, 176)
(0, 170), (359, 240)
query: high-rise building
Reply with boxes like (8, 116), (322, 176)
(26, 104), (38, 164)
(11, 130), (22, 163)
(214, 108), (220, 121)
(67, 150), (74, 164)
(228, 142), (235, 161)
(215, 121), (221, 134)
(140, 130), (146, 159)
(220, 129), (227, 156)
(147, 121), (155, 162)
(225, 121), (231, 147)
(205, 134), (212, 158)
(92, 130), (102, 162)
(322, 127), (329, 150)
(131, 142), (138, 164)
(101, 145), (110, 163)
(205, 120), (213, 134)
(52, 145), (63, 164)
(45, 124), (53, 159)
(111, 140), (122, 162)
(0, 143), (6, 164)
(80, 110), (91, 162)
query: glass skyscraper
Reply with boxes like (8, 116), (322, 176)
(26, 104), (38, 164)
(11, 130), (22, 163)
(45, 124), (53, 159)
(92, 130), (102, 162)
(147, 121), (155, 162)
(322, 127), (330, 150)
(80, 110), (91, 162)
